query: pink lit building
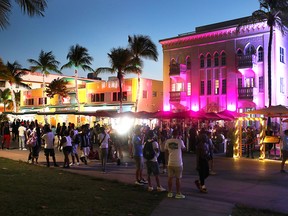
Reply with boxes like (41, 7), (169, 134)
(159, 17), (288, 113)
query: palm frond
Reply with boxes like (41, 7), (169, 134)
(17, 0), (47, 17)
(0, 0), (10, 30)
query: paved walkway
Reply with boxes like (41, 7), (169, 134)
(1, 145), (288, 216)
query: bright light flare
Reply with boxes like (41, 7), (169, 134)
(114, 117), (134, 135)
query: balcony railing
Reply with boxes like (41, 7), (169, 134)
(236, 54), (257, 69)
(238, 87), (253, 99)
(169, 91), (186, 102)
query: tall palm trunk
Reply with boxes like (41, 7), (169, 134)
(267, 26), (273, 127)
(117, 73), (123, 113)
(8, 82), (16, 113)
(135, 72), (141, 112)
(75, 68), (80, 111)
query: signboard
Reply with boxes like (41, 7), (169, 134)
(262, 136), (280, 144)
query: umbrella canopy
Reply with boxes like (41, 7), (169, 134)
(245, 105), (288, 117)
(217, 110), (246, 119)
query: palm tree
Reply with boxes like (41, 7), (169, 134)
(0, 88), (13, 112)
(237, 0), (288, 126)
(237, 0), (288, 107)
(0, 0), (47, 30)
(61, 44), (93, 112)
(27, 50), (61, 110)
(45, 78), (69, 99)
(128, 34), (158, 112)
(96, 47), (138, 112)
(0, 61), (30, 112)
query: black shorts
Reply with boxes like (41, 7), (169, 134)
(146, 161), (160, 176)
(44, 148), (55, 157)
(63, 146), (72, 154)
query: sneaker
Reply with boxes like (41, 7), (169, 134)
(135, 180), (144, 185)
(157, 186), (166, 192)
(76, 162), (80, 166)
(140, 179), (148, 184)
(167, 192), (173, 198)
(147, 186), (154, 192)
(69, 163), (75, 166)
(194, 180), (201, 190)
(23, 148), (27, 151)
(200, 186), (208, 193)
(280, 169), (286, 173)
(175, 193), (185, 199)
(209, 171), (216, 175)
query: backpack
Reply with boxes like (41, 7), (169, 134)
(26, 132), (37, 148)
(143, 140), (155, 160)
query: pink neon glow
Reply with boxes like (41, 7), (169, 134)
(164, 105), (170, 111)
(227, 104), (236, 111)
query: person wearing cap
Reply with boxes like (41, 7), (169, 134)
(144, 129), (166, 192)
(18, 122), (27, 150)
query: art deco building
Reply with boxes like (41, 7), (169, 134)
(159, 17), (288, 113)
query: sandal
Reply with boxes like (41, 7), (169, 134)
(194, 180), (201, 190)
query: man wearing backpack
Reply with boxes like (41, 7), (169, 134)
(143, 130), (166, 192)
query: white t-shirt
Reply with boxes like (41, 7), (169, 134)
(165, 138), (186, 166)
(98, 132), (110, 149)
(42, 132), (55, 149)
(18, 126), (26, 137)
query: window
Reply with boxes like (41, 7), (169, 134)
(280, 47), (285, 63)
(207, 54), (211, 68)
(122, 92), (127, 101)
(143, 90), (148, 99)
(214, 80), (219, 95)
(258, 47), (264, 62)
(200, 81), (205, 95)
(222, 79), (227, 94)
(245, 78), (254, 87)
(25, 98), (34, 105)
(207, 80), (211, 95)
(221, 52), (226, 66)
(91, 93), (105, 102)
(280, 77), (284, 93)
(187, 83), (191, 96)
(171, 83), (175, 92)
(200, 55), (205, 68)
(259, 76), (264, 93)
(0, 81), (5, 87)
(38, 97), (47, 105)
(214, 53), (219, 67)
(186, 56), (191, 70)
(112, 92), (117, 101)
(238, 78), (242, 88)
(152, 91), (157, 97)
(237, 49), (243, 56)
(112, 91), (127, 101)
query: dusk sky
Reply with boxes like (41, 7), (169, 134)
(0, 0), (260, 81)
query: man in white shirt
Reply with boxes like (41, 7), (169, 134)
(18, 122), (27, 150)
(165, 129), (186, 199)
(42, 124), (58, 167)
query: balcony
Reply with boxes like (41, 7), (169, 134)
(169, 64), (186, 76)
(238, 87), (253, 99)
(236, 54), (257, 69)
(170, 91), (186, 102)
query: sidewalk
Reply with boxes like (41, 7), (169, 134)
(1, 146), (288, 216)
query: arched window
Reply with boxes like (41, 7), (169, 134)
(237, 49), (243, 56)
(245, 44), (256, 55)
(214, 53), (219, 67)
(258, 47), (264, 62)
(200, 54), (205, 68)
(186, 56), (191, 69)
(207, 54), (211, 68)
(221, 52), (226, 66)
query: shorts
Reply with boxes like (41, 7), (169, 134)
(167, 165), (183, 178)
(44, 148), (55, 157)
(282, 150), (288, 160)
(63, 146), (72, 154)
(71, 144), (79, 155)
(134, 156), (144, 170)
(146, 160), (160, 176)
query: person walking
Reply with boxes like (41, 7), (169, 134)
(18, 122), (27, 150)
(79, 125), (91, 166)
(144, 129), (166, 192)
(195, 133), (211, 193)
(42, 124), (58, 167)
(165, 129), (186, 198)
(60, 129), (72, 168)
(280, 129), (288, 173)
(98, 126), (110, 173)
(2, 121), (11, 149)
(70, 125), (80, 166)
(132, 126), (147, 185)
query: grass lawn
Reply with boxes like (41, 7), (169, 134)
(231, 204), (288, 216)
(0, 157), (165, 216)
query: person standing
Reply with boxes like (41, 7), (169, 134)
(79, 126), (91, 165)
(60, 129), (72, 168)
(280, 129), (288, 173)
(246, 127), (256, 159)
(132, 126), (147, 185)
(70, 125), (80, 166)
(18, 122), (27, 150)
(98, 126), (110, 173)
(144, 130), (166, 192)
(42, 124), (58, 167)
(165, 129), (186, 198)
(195, 133), (210, 193)
(2, 121), (11, 149)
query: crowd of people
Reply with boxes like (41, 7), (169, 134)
(1, 118), (287, 200)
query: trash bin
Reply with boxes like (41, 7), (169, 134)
(226, 139), (233, 157)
